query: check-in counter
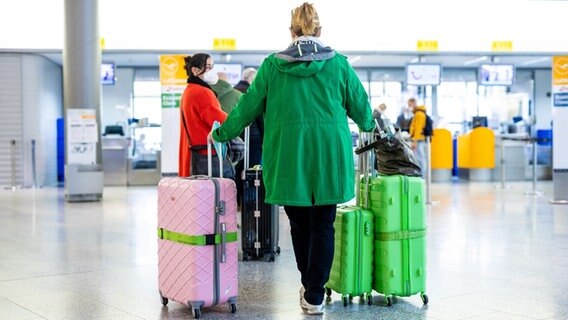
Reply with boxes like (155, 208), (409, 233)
(494, 134), (552, 181)
(102, 136), (129, 186)
(128, 150), (161, 186)
(430, 128), (453, 182)
(457, 127), (495, 181)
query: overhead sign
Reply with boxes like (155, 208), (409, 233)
(213, 38), (237, 51)
(416, 40), (438, 52)
(491, 41), (513, 52)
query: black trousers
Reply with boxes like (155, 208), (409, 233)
(284, 205), (337, 305)
(191, 151), (235, 179)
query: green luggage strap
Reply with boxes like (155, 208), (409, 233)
(376, 229), (426, 241)
(158, 228), (237, 246)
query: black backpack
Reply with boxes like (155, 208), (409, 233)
(415, 110), (434, 137)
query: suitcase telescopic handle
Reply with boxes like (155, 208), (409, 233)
(356, 131), (374, 209)
(207, 138), (224, 178)
(242, 126), (250, 180)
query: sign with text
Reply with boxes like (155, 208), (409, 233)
(160, 55), (187, 109)
(552, 56), (568, 173)
(67, 109), (98, 165)
(416, 40), (438, 52)
(491, 41), (513, 52)
(213, 38), (236, 51)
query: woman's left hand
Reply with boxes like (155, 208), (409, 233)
(207, 130), (215, 142)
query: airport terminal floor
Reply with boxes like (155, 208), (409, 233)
(1, 181), (568, 320)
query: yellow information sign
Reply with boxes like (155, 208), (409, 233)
(213, 38), (237, 51)
(417, 40), (438, 52)
(160, 55), (188, 108)
(100, 37), (105, 50)
(491, 41), (513, 52)
(159, 55), (187, 86)
(553, 56), (568, 85)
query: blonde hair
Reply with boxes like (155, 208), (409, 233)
(291, 2), (321, 37)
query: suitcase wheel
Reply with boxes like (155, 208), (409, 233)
(342, 295), (349, 307)
(192, 307), (201, 319)
(276, 246), (281, 254)
(385, 296), (393, 307)
(421, 293), (429, 305)
(230, 302), (237, 314)
(160, 295), (168, 306)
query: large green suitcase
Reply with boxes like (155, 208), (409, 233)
(366, 175), (428, 306)
(325, 206), (374, 306)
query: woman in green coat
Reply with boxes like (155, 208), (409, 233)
(211, 2), (374, 314)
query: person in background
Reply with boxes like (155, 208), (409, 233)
(209, 2), (374, 315)
(408, 98), (427, 172)
(234, 67), (257, 93)
(396, 105), (412, 132)
(211, 71), (242, 114)
(373, 103), (388, 130)
(178, 53), (234, 179)
(233, 67), (262, 207)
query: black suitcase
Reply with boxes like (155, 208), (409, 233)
(241, 168), (280, 261)
(240, 126), (280, 262)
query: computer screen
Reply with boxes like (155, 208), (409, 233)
(406, 64), (441, 86)
(101, 62), (115, 85)
(478, 64), (514, 86)
(212, 63), (243, 86)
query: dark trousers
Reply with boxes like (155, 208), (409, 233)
(284, 205), (337, 305)
(191, 151), (235, 179)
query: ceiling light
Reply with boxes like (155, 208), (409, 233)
(521, 57), (550, 66)
(463, 56), (487, 66)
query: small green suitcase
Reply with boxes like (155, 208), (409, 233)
(365, 174), (428, 306)
(325, 205), (374, 306)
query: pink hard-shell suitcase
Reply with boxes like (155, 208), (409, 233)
(158, 140), (238, 319)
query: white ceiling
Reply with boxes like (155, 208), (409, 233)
(38, 50), (555, 69)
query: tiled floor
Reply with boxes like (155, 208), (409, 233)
(0, 180), (567, 319)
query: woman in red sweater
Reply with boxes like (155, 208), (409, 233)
(178, 53), (234, 178)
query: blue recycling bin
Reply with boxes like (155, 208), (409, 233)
(536, 129), (552, 146)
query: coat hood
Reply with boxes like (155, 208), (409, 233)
(414, 105), (427, 113)
(269, 36), (336, 77)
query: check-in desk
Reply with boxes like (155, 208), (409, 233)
(430, 128), (453, 182)
(127, 150), (161, 186)
(494, 134), (552, 181)
(102, 136), (129, 186)
(457, 127), (495, 181)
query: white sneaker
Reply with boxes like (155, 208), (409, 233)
(301, 299), (324, 315)
(299, 287), (306, 306)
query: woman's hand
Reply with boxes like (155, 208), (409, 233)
(207, 130), (215, 142)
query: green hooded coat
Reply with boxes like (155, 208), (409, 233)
(213, 37), (374, 206)
(210, 79), (242, 114)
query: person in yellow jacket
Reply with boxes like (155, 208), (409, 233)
(408, 98), (427, 173)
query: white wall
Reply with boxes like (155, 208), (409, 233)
(0, 54), (63, 187)
(1, 0), (567, 52)
(101, 67), (133, 133)
(21, 55), (63, 187)
(0, 55), (23, 187)
(534, 70), (552, 130)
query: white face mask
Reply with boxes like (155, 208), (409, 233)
(203, 70), (218, 85)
